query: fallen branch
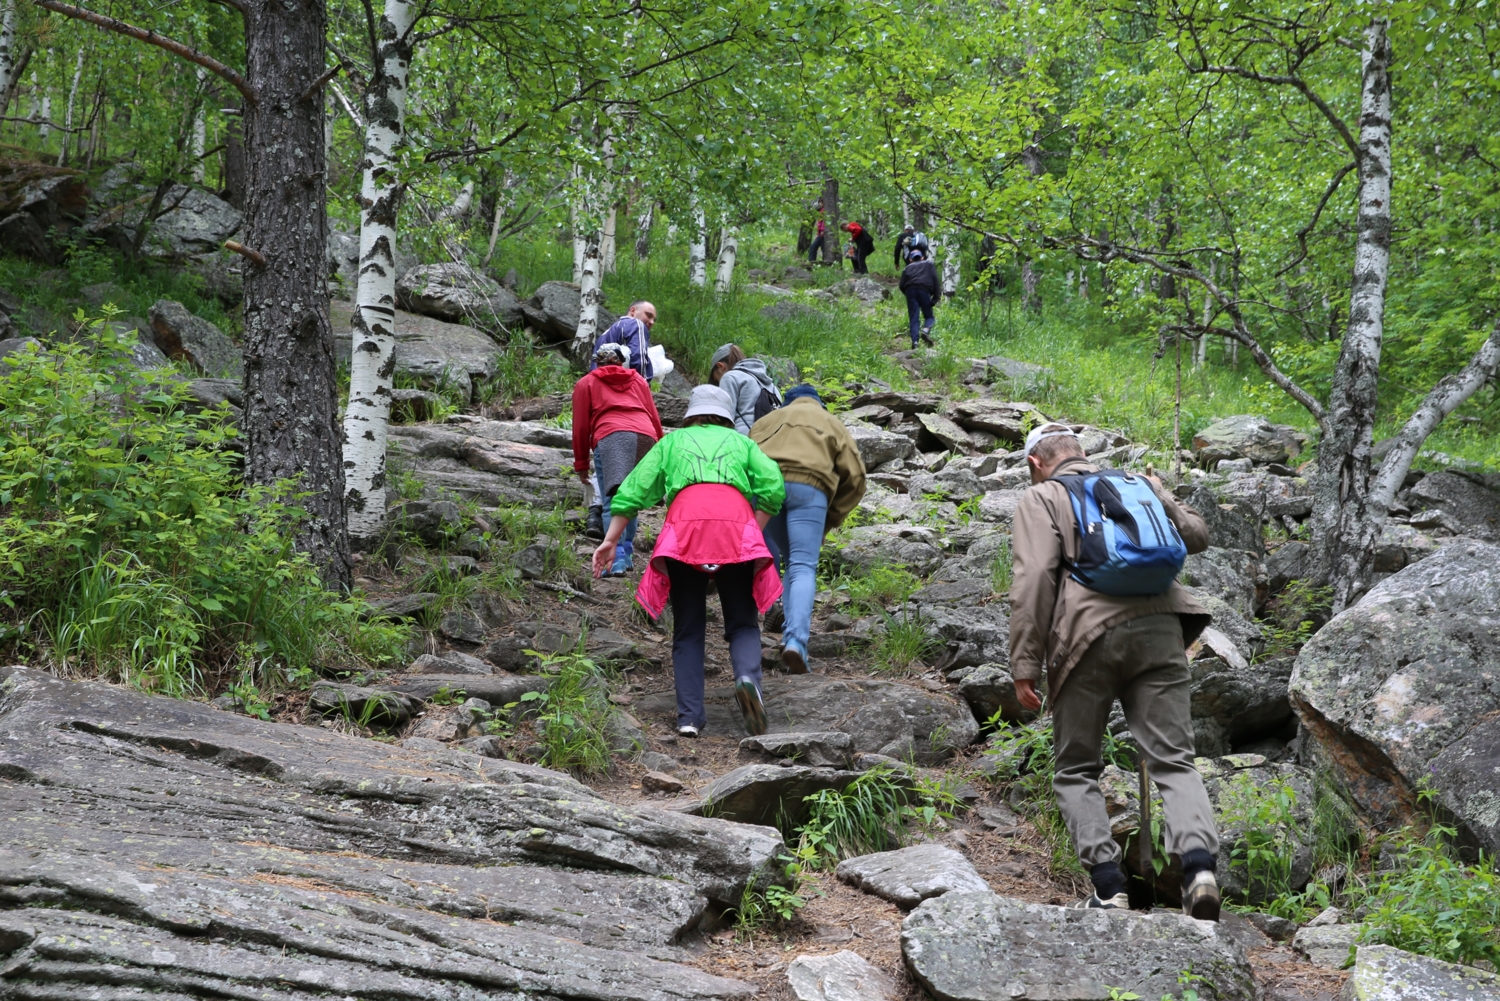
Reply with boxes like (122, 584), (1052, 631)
(223, 240), (266, 268)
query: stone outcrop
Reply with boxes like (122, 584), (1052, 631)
(397, 262), (525, 333)
(387, 420), (583, 508)
(901, 891), (1257, 1001)
(828, 524), (944, 576)
(331, 299), (502, 402)
(1191, 414), (1308, 467)
(148, 299), (243, 379)
(0, 666), (787, 998)
(1290, 541), (1500, 848)
(1342, 944), (1499, 999)
(522, 280), (618, 343)
(688, 763), (864, 827)
(787, 951), (898, 1001)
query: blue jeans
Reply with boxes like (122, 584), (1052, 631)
(762, 481), (830, 654)
(905, 288), (935, 345)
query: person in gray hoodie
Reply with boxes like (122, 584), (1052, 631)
(709, 343), (783, 435)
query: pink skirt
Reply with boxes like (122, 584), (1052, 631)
(634, 483), (782, 619)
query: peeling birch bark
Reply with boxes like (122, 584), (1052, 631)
(57, 48), (82, 167)
(341, 0), (414, 544)
(574, 234), (603, 354)
(714, 227), (737, 292)
(1310, 19), (1393, 611)
(940, 229), (960, 295)
(688, 196), (707, 287)
(634, 202), (653, 260)
(190, 68), (206, 182)
(0, 2), (17, 106)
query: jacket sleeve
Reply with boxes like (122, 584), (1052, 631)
(722, 371), (758, 435)
(630, 320), (654, 381)
(571, 379), (592, 474)
(1157, 483), (1211, 555)
(1008, 489), (1065, 683)
(609, 435), (667, 519)
(825, 422), (868, 531)
(898, 267), (911, 293)
(744, 439), (786, 515)
(926, 264), (942, 298)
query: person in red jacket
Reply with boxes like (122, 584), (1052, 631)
(572, 343), (664, 576)
(841, 221), (875, 274)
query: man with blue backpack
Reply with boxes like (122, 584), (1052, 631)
(1009, 422), (1221, 921)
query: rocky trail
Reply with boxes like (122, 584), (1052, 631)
(5, 268), (1500, 1000)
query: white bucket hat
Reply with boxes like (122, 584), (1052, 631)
(683, 385), (734, 423)
(1023, 422), (1081, 459)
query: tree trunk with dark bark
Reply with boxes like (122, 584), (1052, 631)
(241, 0), (349, 588)
(1309, 18), (1392, 613)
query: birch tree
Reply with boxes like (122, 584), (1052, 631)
(688, 194), (707, 286)
(0, 1), (18, 102)
(342, 0), (415, 543)
(714, 225), (737, 292)
(55, 45), (80, 166)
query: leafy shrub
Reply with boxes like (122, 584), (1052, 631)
(516, 650), (615, 775)
(0, 320), (406, 695)
(1360, 827), (1500, 968)
(1217, 775), (1302, 907)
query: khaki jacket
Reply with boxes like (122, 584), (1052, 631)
(750, 397), (867, 531)
(1009, 457), (1212, 696)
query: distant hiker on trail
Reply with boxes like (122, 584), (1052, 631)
(808, 215), (826, 262)
(1009, 423), (1221, 920)
(899, 249), (940, 347)
(841, 221), (875, 274)
(594, 385), (785, 738)
(709, 343), (783, 435)
(591, 301), (657, 381)
(572, 343), (664, 576)
(750, 384), (866, 673)
(894, 225), (929, 268)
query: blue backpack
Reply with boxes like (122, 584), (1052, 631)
(1051, 469), (1187, 596)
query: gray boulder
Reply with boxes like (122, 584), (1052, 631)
(835, 844), (989, 908)
(829, 524), (944, 576)
(977, 488), (1024, 525)
(1192, 414), (1308, 467)
(917, 412), (973, 453)
(1290, 541), (1500, 846)
(132, 185), (242, 257)
(848, 391), (941, 414)
(1220, 469), (1315, 519)
(740, 731), (854, 768)
(955, 663), (1028, 725)
(308, 681), (422, 728)
(758, 300), (828, 323)
(1292, 922), (1363, 968)
(1182, 547), (1265, 619)
(1266, 540), (1311, 590)
(1374, 523), (1439, 573)
(901, 891), (1256, 1001)
(1175, 483), (1264, 553)
(1342, 944), (1499, 999)
(148, 299), (242, 378)
(911, 604), (1010, 670)
(409, 650), (493, 675)
(842, 418), (916, 468)
(522, 280), (618, 343)
(948, 400), (1035, 443)
(982, 355), (1053, 394)
(452, 416), (574, 449)
(688, 763), (863, 827)
(331, 299), (502, 402)
(397, 261), (525, 332)
(0, 335), (40, 360)
(387, 424), (583, 508)
(1403, 471), (1500, 541)
(787, 951), (898, 1001)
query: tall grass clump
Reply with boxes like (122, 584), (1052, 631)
(0, 318), (406, 696)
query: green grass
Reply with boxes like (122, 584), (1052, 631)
(795, 766), (957, 866)
(517, 649), (616, 775)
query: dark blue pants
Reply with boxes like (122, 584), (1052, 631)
(666, 559), (762, 731)
(905, 288), (935, 345)
(807, 234), (824, 261)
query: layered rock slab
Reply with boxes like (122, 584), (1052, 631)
(901, 891), (1256, 1001)
(0, 665), (783, 999)
(836, 844), (989, 908)
(1342, 944), (1499, 1000)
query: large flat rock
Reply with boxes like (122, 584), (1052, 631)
(1289, 541), (1500, 846)
(901, 891), (1256, 1001)
(332, 299), (502, 402)
(638, 674), (979, 762)
(0, 667), (773, 997)
(1342, 944), (1499, 999)
(388, 421), (583, 507)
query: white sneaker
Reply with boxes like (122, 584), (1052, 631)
(677, 725), (699, 738)
(1073, 891), (1131, 910)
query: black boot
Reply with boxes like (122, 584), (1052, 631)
(584, 505), (604, 540)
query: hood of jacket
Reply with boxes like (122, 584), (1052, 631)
(730, 358), (778, 394)
(588, 364), (643, 391)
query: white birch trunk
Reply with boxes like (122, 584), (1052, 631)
(190, 68), (207, 182)
(714, 227), (737, 293)
(443, 179), (474, 220)
(570, 164), (586, 282)
(0, 2), (17, 107)
(57, 49), (83, 167)
(38, 92), (49, 142)
(688, 197), (707, 287)
(940, 230), (960, 295)
(666, 215), (678, 243)
(482, 171), (514, 267)
(1310, 18), (1393, 610)
(602, 206), (617, 273)
(1078, 266), (1088, 300)
(598, 121), (616, 273)
(341, 0), (415, 542)
(573, 235), (603, 354)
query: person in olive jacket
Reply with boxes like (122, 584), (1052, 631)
(750, 384), (866, 672)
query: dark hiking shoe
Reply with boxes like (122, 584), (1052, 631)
(1073, 891), (1130, 910)
(735, 678), (768, 736)
(919, 331), (935, 347)
(1183, 870), (1221, 922)
(584, 505), (605, 540)
(781, 640), (808, 675)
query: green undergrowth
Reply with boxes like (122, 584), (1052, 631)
(516, 649), (617, 776)
(0, 320), (406, 697)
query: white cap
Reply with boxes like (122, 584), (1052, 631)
(1023, 422), (1080, 459)
(683, 385), (734, 423)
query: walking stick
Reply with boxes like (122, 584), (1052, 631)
(1138, 757), (1153, 900)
